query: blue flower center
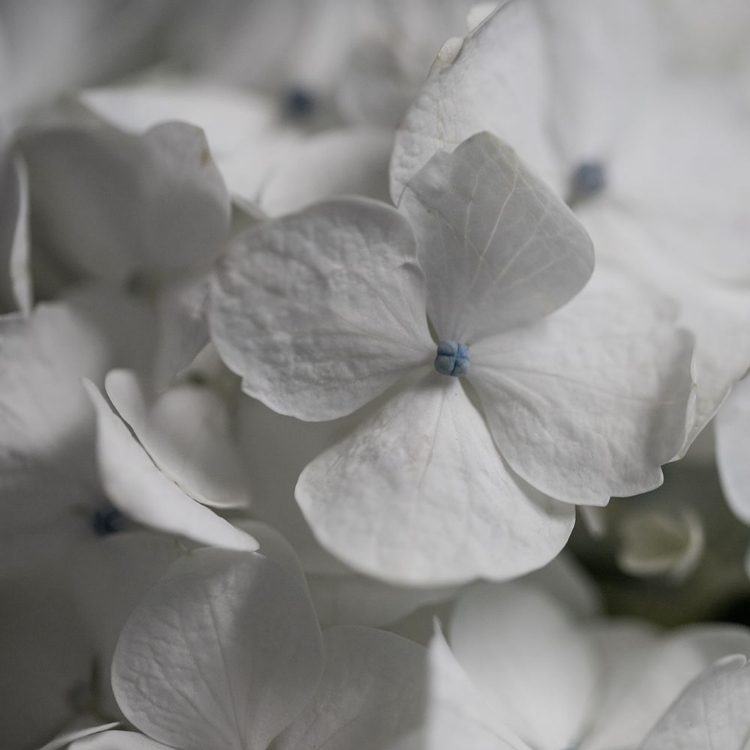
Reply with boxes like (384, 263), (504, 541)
(569, 161), (607, 205)
(435, 340), (470, 377)
(90, 505), (125, 537)
(282, 86), (316, 119)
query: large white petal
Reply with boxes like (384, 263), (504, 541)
(717, 376), (750, 525)
(276, 627), (428, 750)
(582, 622), (750, 750)
(471, 271), (695, 505)
(84, 379), (257, 551)
(449, 582), (597, 750)
(21, 118), (230, 283)
(639, 656), (750, 750)
(297, 372), (574, 585)
(401, 131), (593, 342)
(112, 549), (324, 750)
(390, 0), (560, 202)
(210, 198), (433, 421)
(105, 370), (248, 509)
(0, 150), (31, 313)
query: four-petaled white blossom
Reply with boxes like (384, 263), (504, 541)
(210, 130), (695, 585)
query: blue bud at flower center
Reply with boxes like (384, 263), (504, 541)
(91, 505), (125, 537)
(569, 161), (607, 205)
(283, 86), (316, 119)
(435, 341), (470, 377)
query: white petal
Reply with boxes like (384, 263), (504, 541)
(209, 198), (433, 421)
(297, 372), (574, 585)
(0, 151), (31, 313)
(260, 128), (393, 216)
(449, 582), (598, 750)
(39, 723), (120, 750)
(81, 81), (279, 159)
(0, 288), (154, 577)
(105, 370), (248, 509)
(639, 656), (750, 750)
(151, 274), (211, 391)
(612, 82), (750, 284)
(470, 271), (695, 505)
(308, 573), (456, 628)
(580, 202), (750, 449)
(70, 532), (187, 719)
(70, 731), (169, 750)
(717, 376), (750, 525)
(401, 131), (594, 342)
(538, 0), (666, 165)
(583, 622), (750, 750)
(390, 629), (531, 750)
(390, 0), (561, 202)
(112, 549), (323, 750)
(276, 627), (428, 750)
(83, 379), (258, 551)
(21, 118), (230, 282)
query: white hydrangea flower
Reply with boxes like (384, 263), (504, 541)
(71, 548), (430, 750)
(210, 131), (695, 585)
(390, 0), (750, 450)
(406, 579), (750, 750)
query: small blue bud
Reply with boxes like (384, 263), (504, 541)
(569, 161), (607, 205)
(283, 86), (316, 119)
(91, 505), (125, 537)
(435, 340), (470, 377)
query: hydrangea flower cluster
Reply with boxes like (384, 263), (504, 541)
(1, 1), (750, 749)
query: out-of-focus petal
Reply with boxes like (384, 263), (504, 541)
(84, 379), (257, 551)
(276, 627), (428, 750)
(390, 0), (561, 202)
(717, 376), (750, 525)
(0, 150), (31, 313)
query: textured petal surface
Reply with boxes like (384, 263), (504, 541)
(390, 0), (561, 201)
(401, 131), (593, 342)
(210, 198), (433, 420)
(84, 379), (257, 551)
(449, 582), (597, 750)
(22, 118), (230, 283)
(106, 370), (248, 509)
(297, 372), (574, 585)
(112, 549), (324, 750)
(716, 376), (750, 525)
(639, 657), (750, 750)
(470, 272), (695, 504)
(276, 627), (428, 750)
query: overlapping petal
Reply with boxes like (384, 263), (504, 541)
(390, 0), (560, 201)
(297, 372), (574, 585)
(21, 118), (230, 283)
(639, 656), (750, 750)
(470, 272), (695, 504)
(401, 131), (594, 342)
(0, 149), (30, 313)
(112, 549), (324, 750)
(84, 379), (257, 551)
(275, 627), (428, 750)
(716, 375), (750, 525)
(210, 198), (433, 420)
